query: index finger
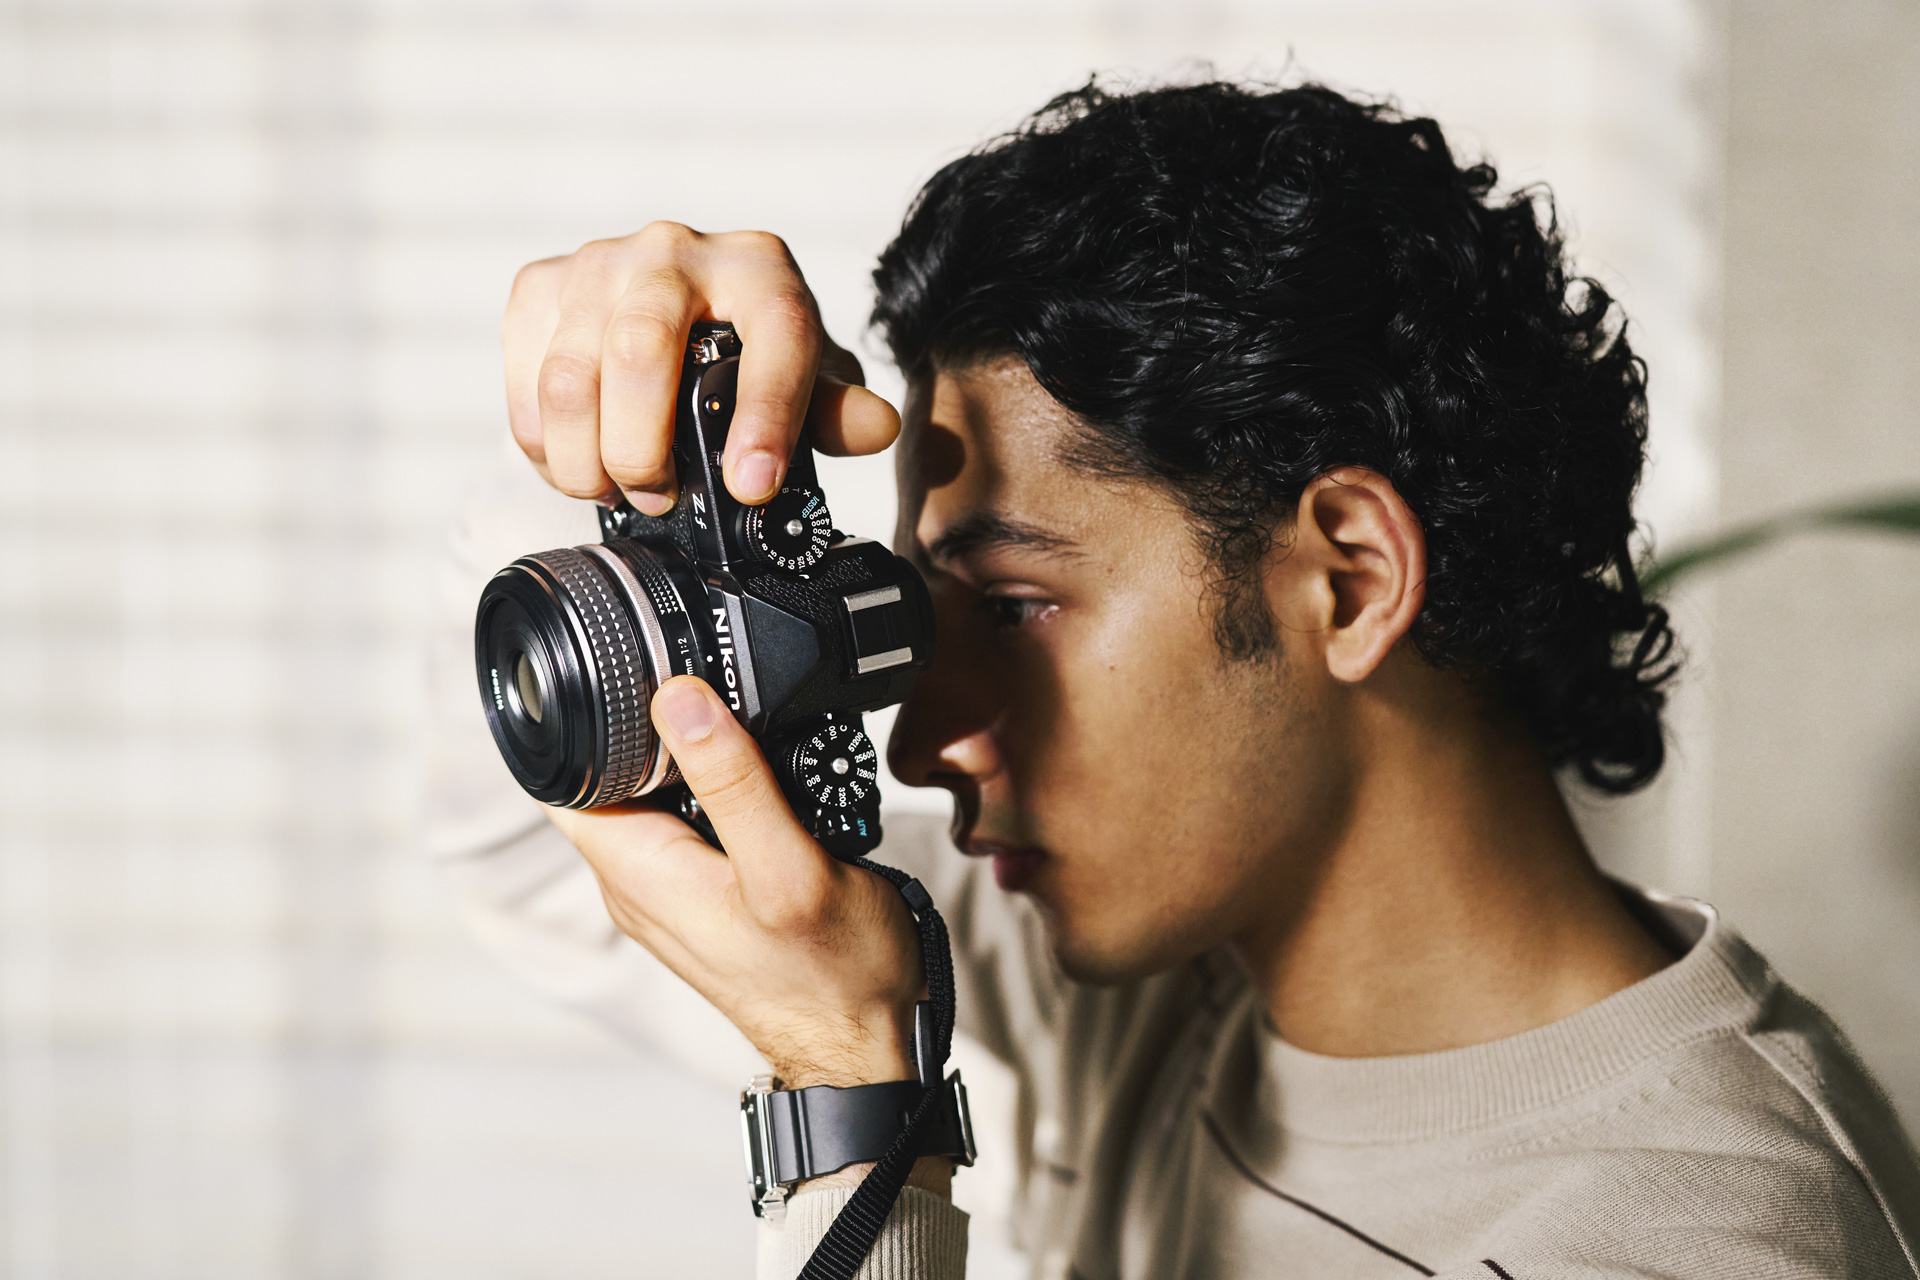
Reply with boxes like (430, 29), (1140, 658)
(704, 232), (824, 505)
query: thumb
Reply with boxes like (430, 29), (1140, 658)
(650, 675), (832, 904)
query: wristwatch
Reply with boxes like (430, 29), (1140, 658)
(740, 1067), (975, 1219)
(739, 1013), (976, 1219)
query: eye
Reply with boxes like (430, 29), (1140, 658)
(984, 591), (1056, 630)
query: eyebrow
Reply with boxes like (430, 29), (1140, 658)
(926, 511), (1081, 566)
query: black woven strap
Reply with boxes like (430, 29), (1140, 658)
(796, 859), (956, 1280)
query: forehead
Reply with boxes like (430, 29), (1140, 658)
(902, 357), (1103, 520)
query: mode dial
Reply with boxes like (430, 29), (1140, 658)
(787, 721), (879, 814)
(743, 486), (832, 572)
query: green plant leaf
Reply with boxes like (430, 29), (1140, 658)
(1822, 495), (1920, 532)
(1641, 492), (1920, 594)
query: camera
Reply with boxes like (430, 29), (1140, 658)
(474, 323), (934, 860)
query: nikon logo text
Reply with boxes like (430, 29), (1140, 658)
(712, 607), (740, 710)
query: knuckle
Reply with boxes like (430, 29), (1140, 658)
(604, 305), (681, 374)
(731, 395), (790, 434)
(693, 750), (765, 816)
(570, 238), (617, 274)
(754, 873), (835, 938)
(817, 340), (866, 386)
(604, 454), (670, 489)
(552, 473), (609, 500)
(508, 415), (544, 454)
(635, 220), (697, 252)
(508, 256), (561, 303)
(736, 380), (807, 427)
(538, 351), (599, 416)
(760, 286), (818, 329)
(730, 228), (792, 260)
(546, 447), (611, 498)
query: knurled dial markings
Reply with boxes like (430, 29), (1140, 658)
(793, 722), (878, 811)
(746, 486), (833, 571)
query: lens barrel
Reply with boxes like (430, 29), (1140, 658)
(475, 543), (688, 807)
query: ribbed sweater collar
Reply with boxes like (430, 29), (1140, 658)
(1260, 887), (1776, 1145)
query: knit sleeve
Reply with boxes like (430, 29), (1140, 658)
(760, 1187), (969, 1280)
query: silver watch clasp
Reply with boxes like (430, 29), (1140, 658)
(740, 1072), (788, 1221)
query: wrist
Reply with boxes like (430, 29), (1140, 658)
(797, 1155), (953, 1200)
(767, 1007), (918, 1089)
(772, 1053), (915, 1091)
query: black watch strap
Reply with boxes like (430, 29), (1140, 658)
(741, 1068), (975, 1213)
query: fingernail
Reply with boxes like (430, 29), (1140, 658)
(734, 451), (780, 503)
(628, 489), (675, 517)
(657, 681), (718, 743)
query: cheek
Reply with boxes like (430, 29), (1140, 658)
(1012, 584), (1249, 838)
(1011, 604), (1338, 968)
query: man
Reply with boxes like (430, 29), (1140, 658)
(426, 82), (1920, 1278)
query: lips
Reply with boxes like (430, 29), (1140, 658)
(959, 836), (1046, 892)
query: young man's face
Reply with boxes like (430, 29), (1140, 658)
(888, 358), (1355, 983)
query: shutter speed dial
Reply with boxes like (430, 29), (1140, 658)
(787, 721), (879, 814)
(743, 486), (832, 571)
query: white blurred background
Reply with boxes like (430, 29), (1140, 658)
(2, 1), (1918, 1276)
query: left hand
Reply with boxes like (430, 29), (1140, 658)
(547, 675), (924, 1089)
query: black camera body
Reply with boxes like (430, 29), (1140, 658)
(474, 324), (934, 860)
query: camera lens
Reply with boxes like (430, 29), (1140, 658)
(475, 543), (695, 807)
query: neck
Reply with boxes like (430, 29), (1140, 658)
(1234, 668), (1673, 1059)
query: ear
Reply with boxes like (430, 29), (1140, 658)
(1270, 467), (1427, 683)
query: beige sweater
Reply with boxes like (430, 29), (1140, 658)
(428, 449), (1920, 1280)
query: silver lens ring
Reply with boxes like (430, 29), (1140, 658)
(523, 547), (658, 806)
(581, 543), (675, 798)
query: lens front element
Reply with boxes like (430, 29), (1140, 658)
(512, 650), (545, 724)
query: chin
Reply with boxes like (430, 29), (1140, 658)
(1040, 911), (1191, 987)
(1053, 949), (1149, 987)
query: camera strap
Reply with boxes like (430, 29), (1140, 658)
(795, 859), (958, 1280)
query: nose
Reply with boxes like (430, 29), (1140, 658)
(886, 585), (1005, 793)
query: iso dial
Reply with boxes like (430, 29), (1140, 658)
(790, 722), (879, 813)
(744, 486), (833, 572)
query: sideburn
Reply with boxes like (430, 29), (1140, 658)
(1051, 418), (1286, 662)
(1208, 522), (1284, 661)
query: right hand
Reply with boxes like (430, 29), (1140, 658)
(549, 676), (926, 1092)
(503, 222), (901, 513)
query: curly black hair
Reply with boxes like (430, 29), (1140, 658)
(871, 79), (1677, 793)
